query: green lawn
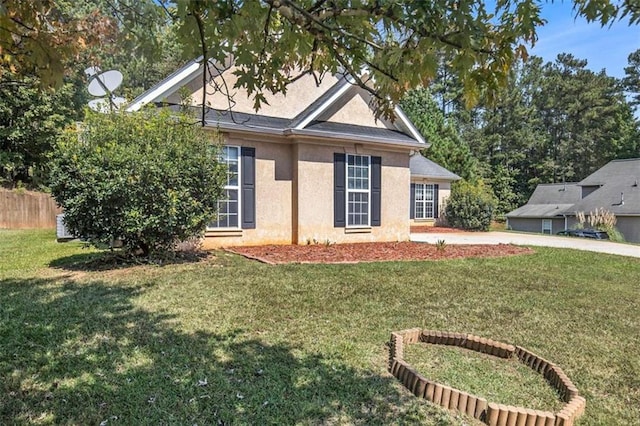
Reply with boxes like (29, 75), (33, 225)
(1, 229), (639, 425)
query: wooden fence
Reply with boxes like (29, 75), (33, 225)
(0, 188), (62, 229)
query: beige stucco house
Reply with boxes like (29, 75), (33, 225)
(128, 59), (459, 248)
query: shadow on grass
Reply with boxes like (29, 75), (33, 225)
(0, 277), (431, 424)
(49, 250), (210, 272)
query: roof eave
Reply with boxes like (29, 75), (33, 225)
(127, 60), (203, 112)
(204, 120), (285, 136)
(411, 173), (461, 181)
(394, 106), (426, 145)
(284, 128), (424, 149)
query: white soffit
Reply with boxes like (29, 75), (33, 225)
(394, 106), (426, 145)
(126, 61), (202, 112)
(293, 78), (354, 130)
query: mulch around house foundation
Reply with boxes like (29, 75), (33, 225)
(226, 241), (532, 265)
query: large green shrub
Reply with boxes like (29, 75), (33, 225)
(50, 109), (227, 256)
(444, 180), (497, 231)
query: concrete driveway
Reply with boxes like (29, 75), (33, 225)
(410, 231), (640, 258)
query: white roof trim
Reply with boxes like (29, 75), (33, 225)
(394, 106), (426, 145)
(126, 57), (425, 146)
(126, 61), (202, 112)
(293, 78), (354, 130)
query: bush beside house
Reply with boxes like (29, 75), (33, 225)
(49, 109), (227, 256)
(444, 181), (497, 231)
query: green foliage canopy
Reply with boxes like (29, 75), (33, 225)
(400, 88), (478, 181)
(0, 71), (84, 186)
(444, 180), (497, 231)
(623, 48), (640, 110)
(49, 109), (227, 256)
(453, 54), (638, 213)
(3, 1), (639, 117)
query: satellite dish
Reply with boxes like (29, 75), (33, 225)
(88, 70), (123, 97)
(88, 97), (128, 112)
(88, 98), (111, 112)
(86, 67), (127, 112)
(84, 66), (101, 77)
(110, 96), (127, 108)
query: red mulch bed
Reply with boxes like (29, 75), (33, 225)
(226, 242), (532, 265)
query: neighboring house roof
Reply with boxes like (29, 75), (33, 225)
(506, 183), (581, 218)
(578, 158), (640, 187)
(507, 203), (576, 218)
(127, 58), (426, 149)
(527, 183), (582, 204)
(409, 153), (461, 181)
(571, 158), (640, 216)
(507, 158), (640, 219)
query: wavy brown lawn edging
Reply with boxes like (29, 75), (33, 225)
(389, 328), (586, 426)
(226, 242), (532, 265)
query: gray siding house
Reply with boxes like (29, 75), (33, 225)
(506, 158), (640, 243)
(506, 183), (581, 235)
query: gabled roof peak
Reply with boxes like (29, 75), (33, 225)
(126, 57), (425, 146)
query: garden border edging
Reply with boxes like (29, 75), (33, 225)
(388, 328), (585, 426)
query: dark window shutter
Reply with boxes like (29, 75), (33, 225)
(371, 156), (382, 226)
(410, 183), (416, 219)
(241, 147), (256, 229)
(433, 184), (439, 219)
(334, 153), (346, 227)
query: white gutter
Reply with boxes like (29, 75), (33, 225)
(294, 79), (353, 129)
(126, 61), (202, 112)
(394, 106), (426, 145)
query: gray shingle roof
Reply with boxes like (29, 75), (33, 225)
(168, 106), (422, 145)
(569, 183), (640, 216)
(506, 183), (581, 218)
(507, 159), (640, 218)
(527, 183), (582, 204)
(507, 203), (576, 218)
(579, 158), (640, 187)
(303, 121), (418, 144)
(409, 153), (461, 180)
(202, 108), (290, 130)
(138, 59), (424, 146)
(570, 159), (640, 215)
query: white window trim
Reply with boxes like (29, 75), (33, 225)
(542, 219), (552, 235)
(207, 145), (241, 231)
(414, 183), (435, 220)
(346, 154), (371, 228)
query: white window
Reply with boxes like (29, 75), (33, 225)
(346, 154), (370, 227)
(208, 146), (240, 229)
(542, 219), (552, 235)
(415, 183), (435, 219)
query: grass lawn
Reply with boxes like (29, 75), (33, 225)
(1, 229), (639, 425)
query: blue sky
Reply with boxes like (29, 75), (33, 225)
(530, 2), (639, 79)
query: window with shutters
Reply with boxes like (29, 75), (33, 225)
(346, 154), (370, 227)
(208, 145), (240, 229)
(414, 183), (435, 219)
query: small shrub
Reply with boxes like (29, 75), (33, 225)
(444, 180), (497, 231)
(435, 239), (446, 251)
(606, 228), (625, 243)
